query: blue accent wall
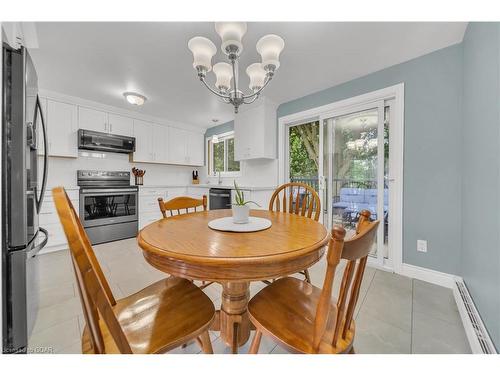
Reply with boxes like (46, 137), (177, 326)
(204, 24), (500, 349)
(205, 121), (234, 138)
(278, 44), (464, 276)
(461, 22), (500, 349)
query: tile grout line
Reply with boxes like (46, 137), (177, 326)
(355, 268), (377, 319)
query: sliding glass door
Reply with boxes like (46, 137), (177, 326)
(284, 120), (326, 222)
(322, 100), (393, 266)
(281, 85), (403, 271)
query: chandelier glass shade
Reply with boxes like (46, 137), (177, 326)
(188, 22), (284, 113)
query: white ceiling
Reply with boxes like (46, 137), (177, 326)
(30, 22), (467, 129)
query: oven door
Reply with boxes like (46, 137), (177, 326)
(79, 187), (138, 228)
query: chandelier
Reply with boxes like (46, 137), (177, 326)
(188, 22), (284, 113)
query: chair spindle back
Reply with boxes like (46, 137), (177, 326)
(158, 195), (207, 218)
(312, 209), (379, 352)
(269, 183), (321, 221)
(53, 187), (132, 354)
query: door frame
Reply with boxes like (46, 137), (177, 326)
(278, 83), (404, 273)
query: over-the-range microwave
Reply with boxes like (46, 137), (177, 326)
(78, 129), (136, 154)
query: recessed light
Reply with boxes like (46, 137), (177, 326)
(123, 92), (147, 106)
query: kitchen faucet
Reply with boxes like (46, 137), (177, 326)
(218, 171), (222, 185)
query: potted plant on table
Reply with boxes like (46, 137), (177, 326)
(232, 181), (260, 224)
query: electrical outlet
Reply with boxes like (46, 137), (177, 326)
(417, 240), (427, 253)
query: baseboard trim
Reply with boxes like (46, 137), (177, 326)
(453, 277), (497, 354)
(38, 245), (67, 255)
(399, 263), (456, 288)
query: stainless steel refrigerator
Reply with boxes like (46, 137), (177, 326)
(2, 43), (48, 353)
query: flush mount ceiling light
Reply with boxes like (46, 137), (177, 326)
(188, 22), (284, 113)
(123, 92), (147, 106)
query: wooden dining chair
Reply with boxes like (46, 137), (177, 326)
(157, 194), (212, 290)
(268, 182), (321, 283)
(158, 195), (207, 218)
(53, 187), (215, 354)
(248, 210), (379, 354)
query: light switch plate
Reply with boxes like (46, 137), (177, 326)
(417, 239), (427, 253)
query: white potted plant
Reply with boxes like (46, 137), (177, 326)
(232, 181), (260, 224)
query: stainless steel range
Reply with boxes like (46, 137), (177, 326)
(77, 170), (138, 245)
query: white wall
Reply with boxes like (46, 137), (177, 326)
(41, 152), (199, 188)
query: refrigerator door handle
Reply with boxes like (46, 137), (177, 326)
(35, 95), (48, 213)
(27, 227), (48, 258)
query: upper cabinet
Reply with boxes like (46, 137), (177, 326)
(168, 127), (188, 165)
(78, 107), (108, 133)
(131, 121), (202, 166)
(132, 119), (154, 163)
(108, 113), (134, 137)
(188, 133), (204, 166)
(78, 107), (133, 137)
(168, 126), (204, 166)
(152, 124), (169, 163)
(234, 97), (277, 160)
(41, 99), (78, 158)
(131, 120), (169, 163)
(37, 93), (204, 165)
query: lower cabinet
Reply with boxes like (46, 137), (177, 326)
(38, 189), (79, 253)
(138, 186), (188, 229)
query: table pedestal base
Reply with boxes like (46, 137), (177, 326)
(219, 282), (251, 353)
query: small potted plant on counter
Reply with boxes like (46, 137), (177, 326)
(232, 181), (260, 224)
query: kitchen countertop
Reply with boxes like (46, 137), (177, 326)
(137, 185), (189, 189)
(188, 184), (277, 191)
(49, 184), (277, 192)
(136, 184), (277, 191)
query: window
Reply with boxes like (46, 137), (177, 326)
(207, 132), (241, 176)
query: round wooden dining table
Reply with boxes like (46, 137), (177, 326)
(137, 209), (330, 353)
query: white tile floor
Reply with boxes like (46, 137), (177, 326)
(28, 238), (471, 354)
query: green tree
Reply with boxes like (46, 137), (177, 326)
(289, 122), (319, 177)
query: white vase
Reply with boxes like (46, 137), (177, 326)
(232, 205), (250, 224)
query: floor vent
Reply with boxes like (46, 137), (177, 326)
(453, 278), (497, 354)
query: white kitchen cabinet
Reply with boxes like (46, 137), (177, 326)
(108, 113), (134, 137)
(38, 189), (79, 253)
(188, 133), (205, 166)
(46, 99), (78, 158)
(168, 127), (189, 165)
(234, 97), (277, 160)
(132, 119), (154, 162)
(79, 107), (134, 137)
(152, 124), (169, 163)
(168, 127), (204, 166)
(132, 120), (203, 166)
(36, 97), (48, 156)
(138, 186), (188, 228)
(78, 106), (108, 133)
(132, 120), (171, 163)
